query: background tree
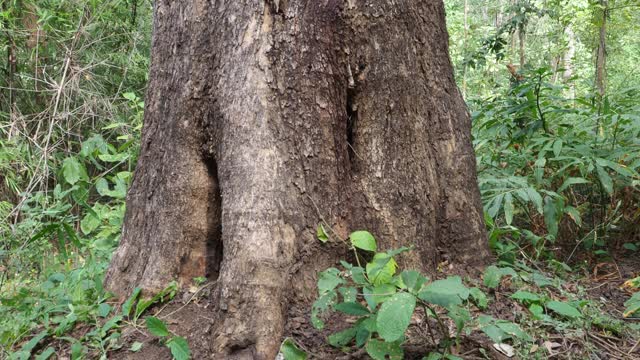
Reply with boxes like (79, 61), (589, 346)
(103, 0), (489, 357)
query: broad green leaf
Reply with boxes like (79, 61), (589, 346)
(316, 224), (329, 243)
(62, 157), (88, 185)
(376, 293), (416, 342)
(543, 196), (559, 238)
(557, 177), (589, 193)
(166, 336), (191, 360)
(596, 165), (613, 195)
(496, 321), (531, 341)
(334, 302), (370, 316)
(483, 265), (502, 289)
(511, 290), (541, 303)
(552, 139), (563, 157)
(504, 193), (514, 225)
(339, 287), (358, 303)
(365, 339), (403, 360)
(130, 342), (143, 352)
(145, 316), (170, 337)
(34, 347), (55, 360)
(448, 305), (471, 332)
(20, 331), (47, 354)
(328, 327), (357, 347)
(98, 152), (129, 163)
(80, 212), (100, 235)
(363, 284), (396, 308)
(280, 338), (307, 360)
(418, 276), (469, 308)
(526, 187), (543, 214)
(350, 231), (377, 252)
(481, 324), (508, 342)
(366, 254), (397, 286)
(98, 303), (112, 318)
(564, 206), (582, 226)
(317, 268), (343, 294)
(469, 287), (488, 309)
(546, 301), (582, 319)
(311, 292), (337, 329)
(122, 287), (141, 317)
(623, 292), (640, 318)
(401, 270), (427, 293)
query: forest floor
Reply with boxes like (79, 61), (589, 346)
(35, 248), (639, 360)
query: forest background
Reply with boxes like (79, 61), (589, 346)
(1, 0), (639, 359)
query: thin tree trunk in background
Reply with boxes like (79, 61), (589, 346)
(595, 0), (608, 97)
(563, 25), (576, 99)
(2, 0), (17, 119)
(105, 1), (490, 358)
(462, 0), (469, 97)
(518, 25), (526, 66)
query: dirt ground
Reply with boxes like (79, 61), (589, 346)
(95, 248), (639, 360)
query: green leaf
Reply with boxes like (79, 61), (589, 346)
(418, 276), (469, 309)
(280, 338), (307, 360)
(317, 268), (344, 295)
(503, 193), (514, 225)
(511, 290), (541, 303)
(483, 265), (502, 289)
(526, 187), (543, 214)
(317, 224), (329, 243)
(350, 231), (377, 252)
(596, 165), (613, 195)
(558, 177), (589, 193)
(623, 292), (640, 318)
(481, 324), (508, 342)
(328, 327), (357, 347)
(469, 287), (488, 309)
(334, 302), (370, 316)
(62, 157), (88, 185)
(552, 139), (563, 157)
(376, 293), (416, 342)
(365, 339), (403, 360)
(496, 321), (531, 341)
(130, 342), (143, 352)
(145, 316), (170, 337)
(529, 303), (544, 319)
(122, 287), (141, 317)
(364, 284), (397, 308)
(543, 196), (559, 238)
(20, 331), (47, 354)
(339, 287), (358, 303)
(311, 292), (337, 329)
(401, 270), (427, 293)
(448, 305), (471, 332)
(98, 303), (112, 318)
(166, 336), (191, 360)
(564, 206), (582, 226)
(34, 347), (55, 360)
(366, 254), (397, 286)
(546, 301), (582, 319)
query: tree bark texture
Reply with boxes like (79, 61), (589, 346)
(105, 0), (490, 358)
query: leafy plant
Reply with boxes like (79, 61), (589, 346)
(144, 317), (191, 360)
(312, 229), (484, 358)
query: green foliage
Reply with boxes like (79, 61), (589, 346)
(143, 316), (191, 360)
(279, 338), (308, 360)
(312, 229), (484, 358)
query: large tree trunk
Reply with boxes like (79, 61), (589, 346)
(105, 0), (490, 358)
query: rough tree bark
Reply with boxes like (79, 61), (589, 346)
(105, 0), (490, 358)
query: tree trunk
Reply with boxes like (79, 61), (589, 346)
(105, 0), (490, 358)
(595, 0), (607, 97)
(563, 25), (576, 99)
